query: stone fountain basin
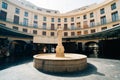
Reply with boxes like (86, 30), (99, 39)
(33, 53), (87, 73)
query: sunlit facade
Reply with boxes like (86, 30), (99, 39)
(0, 0), (120, 38)
(0, 0), (120, 58)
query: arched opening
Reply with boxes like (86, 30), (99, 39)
(77, 42), (83, 54)
(63, 42), (78, 53)
(99, 39), (120, 59)
(32, 43), (57, 54)
(84, 41), (99, 58)
(0, 38), (9, 58)
(9, 40), (27, 57)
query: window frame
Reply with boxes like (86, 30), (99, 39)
(2, 2), (8, 9)
(100, 16), (106, 25)
(83, 15), (87, 19)
(112, 11), (118, 22)
(51, 18), (54, 22)
(111, 3), (116, 10)
(43, 16), (47, 21)
(24, 12), (28, 17)
(15, 8), (20, 14)
(90, 12), (94, 18)
(34, 15), (38, 19)
(100, 8), (105, 14)
(23, 18), (28, 26)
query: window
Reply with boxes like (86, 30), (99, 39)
(24, 12), (28, 17)
(43, 23), (46, 29)
(100, 8), (105, 14)
(55, 11), (57, 14)
(64, 24), (68, 30)
(84, 30), (88, 34)
(58, 18), (61, 22)
(83, 15), (87, 19)
(0, 10), (7, 21)
(113, 24), (119, 27)
(23, 28), (27, 32)
(77, 17), (80, 19)
(112, 11), (118, 22)
(64, 18), (67, 22)
(23, 18), (28, 26)
(90, 12), (94, 18)
(2, 2), (8, 9)
(77, 31), (81, 35)
(71, 23), (75, 30)
(14, 15), (19, 24)
(34, 15), (38, 19)
(77, 22), (81, 29)
(91, 29), (96, 33)
(101, 27), (107, 30)
(13, 26), (18, 30)
(15, 8), (20, 14)
(51, 24), (54, 30)
(43, 16), (46, 21)
(33, 30), (37, 34)
(111, 3), (116, 10)
(83, 21), (88, 28)
(42, 31), (46, 36)
(90, 19), (95, 27)
(37, 8), (42, 11)
(33, 21), (38, 28)
(64, 32), (68, 36)
(51, 18), (54, 22)
(57, 24), (61, 28)
(71, 17), (74, 22)
(71, 32), (75, 36)
(51, 32), (54, 36)
(101, 16), (106, 25)
(46, 10), (51, 13)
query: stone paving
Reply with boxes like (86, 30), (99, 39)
(0, 58), (120, 80)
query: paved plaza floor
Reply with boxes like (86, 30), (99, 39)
(0, 58), (120, 80)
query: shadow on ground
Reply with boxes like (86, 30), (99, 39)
(40, 63), (105, 77)
(0, 57), (105, 77)
(0, 56), (33, 70)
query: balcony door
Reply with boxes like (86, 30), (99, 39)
(0, 10), (7, 21)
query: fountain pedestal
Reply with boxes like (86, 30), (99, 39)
(33, 53), (87, 72)
(33, 26), (87, 73)
(56, 45), (65, 57)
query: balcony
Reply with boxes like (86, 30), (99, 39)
(0, 16), (120, 31)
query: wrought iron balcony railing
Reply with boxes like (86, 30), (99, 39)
(0, 16), (120, 31)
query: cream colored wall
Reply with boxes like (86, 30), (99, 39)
(116, 0), (120, 16)
(0, 0), (2, 10)
(0, 0), (120, 38)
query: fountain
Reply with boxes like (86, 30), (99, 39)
(33, 26), (87, 73)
